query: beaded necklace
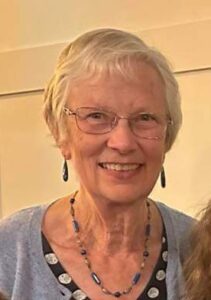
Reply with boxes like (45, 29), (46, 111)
(69, 193), (151, 298)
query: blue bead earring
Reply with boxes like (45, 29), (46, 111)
(160, 166), (166, 188)
(62, 160), (68, 182)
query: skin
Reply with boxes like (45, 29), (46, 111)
(43, 61), (168, 299)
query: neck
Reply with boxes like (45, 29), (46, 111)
(72, 189), (153, 255)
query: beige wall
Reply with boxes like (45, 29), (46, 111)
(0, 94), (79, 216)
(151, 71), (211, 214)
(1, 0), (211, 52)
(0, 1), (211, 217)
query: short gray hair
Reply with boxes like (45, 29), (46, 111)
(43, 28), (182, 151)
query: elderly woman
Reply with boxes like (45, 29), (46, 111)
(0, 28), (193, 300)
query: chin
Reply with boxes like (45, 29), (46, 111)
(99, 186), (151, 205)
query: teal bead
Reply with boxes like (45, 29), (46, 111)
(72, 220), (79, 232)
(132, 272), (141, 285)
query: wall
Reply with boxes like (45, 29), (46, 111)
(0, 1), (211, 217)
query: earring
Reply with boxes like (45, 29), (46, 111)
(160, 166), (166, 188)
(62, 160), (68, 182)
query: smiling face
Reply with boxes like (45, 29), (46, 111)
(62, 62), (167, 204)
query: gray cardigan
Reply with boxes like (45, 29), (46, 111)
(0, 202), (193, 300)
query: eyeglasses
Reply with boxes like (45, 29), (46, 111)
(63, 106), (173, 140)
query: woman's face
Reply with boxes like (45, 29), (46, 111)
(63, 62), (167, 204)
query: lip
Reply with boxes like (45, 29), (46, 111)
(99, 162), (140, 170)
(98, 162), (143, 180)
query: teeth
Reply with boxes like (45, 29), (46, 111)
(101, 163), (139, 171)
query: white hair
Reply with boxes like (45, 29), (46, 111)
(43, 28), (182, 151)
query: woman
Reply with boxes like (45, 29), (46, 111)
(184, 201), (211, 300)
(0, 28), (193, 299)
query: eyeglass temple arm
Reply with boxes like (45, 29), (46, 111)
(63, 107), (75, 116)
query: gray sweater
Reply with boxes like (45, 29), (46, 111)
(0, 202), (193, 300)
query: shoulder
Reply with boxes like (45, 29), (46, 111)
(156, 202), (195, 260)
(0, 205), (48, 284)
(156, 201), (194, 230)
(0, 203), (54, 296)
(0, 204), (48, 252)
(0, 204), (47, 232)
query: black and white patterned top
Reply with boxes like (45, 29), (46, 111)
(42, 227), (168, 300)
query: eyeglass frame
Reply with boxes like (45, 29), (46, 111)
(63, 106), (173, 140)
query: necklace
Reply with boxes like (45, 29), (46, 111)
(69, 192), (151, 298)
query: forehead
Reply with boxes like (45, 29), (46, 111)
(67, 62), (166, 112)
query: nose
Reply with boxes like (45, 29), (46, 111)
(107, 119), (138, 154)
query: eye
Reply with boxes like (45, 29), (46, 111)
(83, 110), (113, 124)
(87, 112), (105, 119)
(135, 113), (156, 122)
(132, 113), (160, 130)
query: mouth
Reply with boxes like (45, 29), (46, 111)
(98, 162), (141, 171)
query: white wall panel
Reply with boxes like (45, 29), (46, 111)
(0, 94), (78, 217)
(0, 19), (211, 95)
(1, 0), (211, 51)
(151, 70), (211, 216)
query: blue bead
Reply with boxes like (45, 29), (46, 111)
(72, 220), (79, 232)
(132, 272), (141, 284)
(91, 272), (101, 285)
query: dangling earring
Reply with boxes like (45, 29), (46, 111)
(160, 166), (166, 188)
(62, 159), (68, 182)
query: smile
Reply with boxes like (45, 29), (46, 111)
(99, 163), (140, 171)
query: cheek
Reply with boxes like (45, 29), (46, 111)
(69, 131), (101, 165)
(143, 141), (166, 164)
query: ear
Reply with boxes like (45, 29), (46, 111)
(49, 125), (72, 160)
(58, 139), (72, 160)
(161, 152), (166, 164)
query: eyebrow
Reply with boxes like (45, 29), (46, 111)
(72, 101), (163, 114)
(72, 106), (165, 118)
